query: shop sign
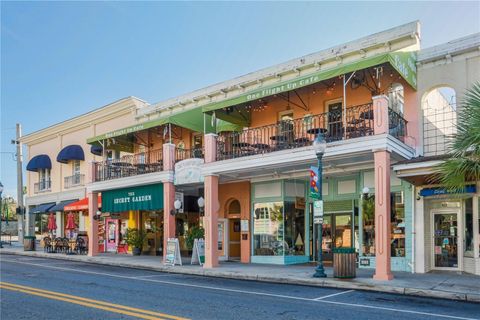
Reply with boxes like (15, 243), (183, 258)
(191, 238), (205, 266)
(309, 166), (320, 199)
(240, 220), (249, 232)
(313, 217), (323, 224)
(419, 185), (476, 197)
(360, 258), (370, 266)
(110, 213), (121, 219)
(174, 158), (205, 185)
(175, 192), (184, 214)
(102, 184), (164, 213)
(164, 238), (182, 266)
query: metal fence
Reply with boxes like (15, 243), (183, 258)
(34, 180), (51, 193)
(175, 148), (204, 163)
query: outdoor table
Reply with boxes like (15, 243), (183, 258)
(269, 135), (288, 142)
(306, 128), (328, 135)
(251, 143), (269, 150)
(293, 137), (310, 146)
(232, 142), (250, 148)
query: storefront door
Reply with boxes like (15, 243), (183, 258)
(228, 219), (241, 260)
(218, 219), (227, 261)
(322, 213), (353, 262)
(432, 210), (461, 270)
(106, 218), (119, 252)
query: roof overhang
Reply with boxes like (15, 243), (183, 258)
(393, 159), (444, 185)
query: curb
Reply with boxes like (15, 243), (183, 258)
(1, 249), (478, 303)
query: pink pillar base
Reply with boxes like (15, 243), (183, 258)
(163, 182), (176, 260)
(373, 149), (394, 281)
(204, 175), (219, 268)
(87, 192), (99, 257)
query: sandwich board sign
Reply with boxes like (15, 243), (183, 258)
(164, 238), (182, 266)
(191, 238), (205, 266)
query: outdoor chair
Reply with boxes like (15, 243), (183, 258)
(62, 238), (71, 254)
(43, 236), (53, 253)
(75, 237), (87, 255)
(54, 237), (64, 253)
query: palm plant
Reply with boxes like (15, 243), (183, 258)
(436, 82), (480, 190)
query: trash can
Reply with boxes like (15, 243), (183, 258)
(333, 247), (356, 278)
(23, 236), (36, 251)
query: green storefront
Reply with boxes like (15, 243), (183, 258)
(102, 184), (164, 213)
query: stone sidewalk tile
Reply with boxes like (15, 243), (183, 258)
(1, 248), (478, 303)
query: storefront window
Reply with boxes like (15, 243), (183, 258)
(253, 202), (284, 256)
(361, 191), (406, 257)
(464, 198), (473, 254)
(284, 202), (305, 256)
(391, 192), (406, 257)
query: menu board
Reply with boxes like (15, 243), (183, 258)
(164, 238), (182, 266)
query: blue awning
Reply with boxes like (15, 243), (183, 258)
(30, 203), (56, 214)
(57, 145), (85, 163)
(90, 145), (102, 156)
(49, 200), (78, 212)
(420, 185), (477, 197)
(26, 155), (52, 172)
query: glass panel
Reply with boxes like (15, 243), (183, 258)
(465, 198), (473, 254)
(284, 202), (305, 256)
(322, 215), (333, 261)
(434, 213), (458, 268)
(391, 191), (406, 257)
(362, 195), (375, 257)
(253, 202), (284, 256)
(335, 214), (352, 248)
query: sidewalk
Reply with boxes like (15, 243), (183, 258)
(1, 244), (479, 303)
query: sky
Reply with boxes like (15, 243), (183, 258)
(1, 1), (479, 199)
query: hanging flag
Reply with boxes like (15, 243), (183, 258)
(309, 166), (320, 199)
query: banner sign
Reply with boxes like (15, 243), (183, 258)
(101, 184), (163, 213)
(191, 238), (205, 266)
(174, 158), (205, 185)
(164, 238), (182, 266)
(309, 166), (320, 199)
(419, 185), (476, 197)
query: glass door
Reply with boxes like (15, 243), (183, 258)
(321, 215), (333, 262)
(106, 218), (118, 252)
(433, 212), (459, 269)
(334, 213), (353, 249)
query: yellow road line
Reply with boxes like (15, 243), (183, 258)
(0, 282), (189, 320)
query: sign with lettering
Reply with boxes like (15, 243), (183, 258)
(191, 238), (205, 266)
(313, 200), (324, 217)
(174, 158), (205, 185)
(165, 238), (182, 266)
(420, 185), (476, 197)
(101, 184), (164, 213)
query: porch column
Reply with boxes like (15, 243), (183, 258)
(204, 133), (219, 268)
(372, 95), (389, 136)
(55, 212), (63, 237)
(87, 191), (99, 256)
(163, 143), (176, 259)
(373, 148), (393, 280)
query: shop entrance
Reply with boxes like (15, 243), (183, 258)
(105, 218), (119, 252)
(432, 210), (461, 270)
(228, 219), (241, 260)
(321, 212), (353, 263)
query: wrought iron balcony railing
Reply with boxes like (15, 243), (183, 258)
(175, 147), (204, 163)
(34, 180), (51, 193)
(388, 108), (408, 142)
(64, 174), (85, 189)
(216, 103), (375, 161)
(92, 149), (163, 182)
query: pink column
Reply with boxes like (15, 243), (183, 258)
(204, 175), (219, 268)
(204, 133), (219, 268)
(162, 143), (176, 259)
(87, 191), (99, 256)
(372, 95), (389, 135)
(373, 149), (393, 280)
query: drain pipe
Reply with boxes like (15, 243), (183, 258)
(408, 185), (415, 273)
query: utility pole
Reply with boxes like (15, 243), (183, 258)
(16, 123), (25, 242)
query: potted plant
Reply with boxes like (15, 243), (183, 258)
(185, 226), (205, 252)
(124, 228), (147, 255)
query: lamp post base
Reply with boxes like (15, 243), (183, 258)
(313, 264), (327, 278)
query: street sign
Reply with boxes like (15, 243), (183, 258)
(313, 200), (324, 217)
(313, 217), (324, 224)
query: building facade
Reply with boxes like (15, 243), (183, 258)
(21, 21), (480, 278)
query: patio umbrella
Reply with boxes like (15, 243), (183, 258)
(65, 212), (76, 230)
(47, 213), (57, 231)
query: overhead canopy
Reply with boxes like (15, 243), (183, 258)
(30, 203), (56, 214)
(216, 119), (243, 133)
(64, 196), (102, 212)
(49, 200), (78, 212)
(26, 155), (52, 172)
(57, 145), (85, 163)
(87, 107), (219, 145)
(202, 51), (417, 123)
(90, 145), (103, 156)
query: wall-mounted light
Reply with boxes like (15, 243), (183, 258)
(170, 199), (182, 216)
(362, 187), (370, 200)
(197, 196), (205, 217)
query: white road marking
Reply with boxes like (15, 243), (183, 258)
(132, 274), (173, 279)
(1, 258), (478, 320)
(314, 289), (355, 300)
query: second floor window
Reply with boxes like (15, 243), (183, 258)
(72, 160), (80, 176)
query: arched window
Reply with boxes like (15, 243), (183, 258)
(422, 86), (457, 156)
(388, 83), (404, 114)
(228, 199), (241, 215)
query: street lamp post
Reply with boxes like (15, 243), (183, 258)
(313, 134), (327, 278)
(0, 182), (4, 248)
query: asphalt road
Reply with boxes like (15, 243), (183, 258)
(0, 254), (478, 320)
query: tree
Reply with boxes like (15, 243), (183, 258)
(437, 82), (480, 190)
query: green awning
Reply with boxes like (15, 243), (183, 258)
(101, 183), (164, 213)
(202, 51), (417, 117)
(216, 119), (243, 133)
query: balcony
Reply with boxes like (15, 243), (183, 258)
(175, 147), (204, 163)
(64, 174), (85, 189)
(92, 149), (163, 182)
(34, 180), (51, 193)
(216, 103), (407, 161)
